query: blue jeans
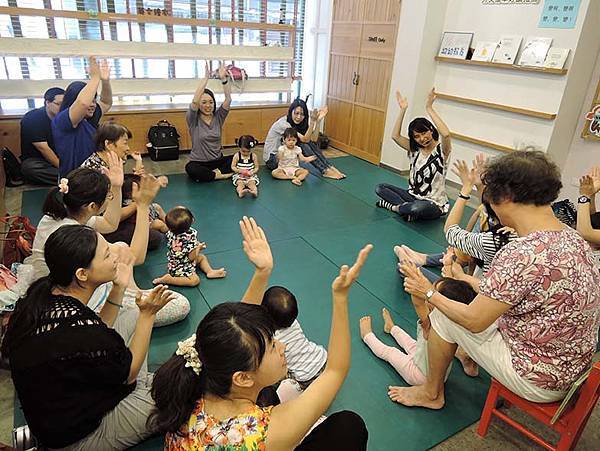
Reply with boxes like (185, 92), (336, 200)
(299, 141), (331, 174)
(265, 153), (278, 171)
(425, 253), (444, 267)
(375, 183), (443, 221)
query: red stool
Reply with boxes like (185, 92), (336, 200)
(477, 361), (600, 451)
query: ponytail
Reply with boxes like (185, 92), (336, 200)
(43, 187), (69, 220)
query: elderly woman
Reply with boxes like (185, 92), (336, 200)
(390, 151), (600, 408)
(2, 224), (176, 449)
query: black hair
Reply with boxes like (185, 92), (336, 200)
(482, 151), (562, 206)
(283, 127), (298, 141)
(60, 81), (88, 112)
(95, 121), (132, 152)
(286, 97), (310, 134)
(201, 88), (217, 114)
(262, 286), (298, 329)
(236, 135), (258, 150)
(434, 277), (477, 305)
(148, 302), (276, 434)
(1, 225), (98, 357)
(591, 212), (600, 230)
(43, 167), (111, 220)
(122, 173), (141, 203)
(44, 87), (64, 103)
(165, 206), (194, 235)
(407, 117), (439, 153)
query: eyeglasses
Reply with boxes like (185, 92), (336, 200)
(49, 101), (62, 106)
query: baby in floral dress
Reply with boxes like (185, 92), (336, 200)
(153, 206), (226, 287)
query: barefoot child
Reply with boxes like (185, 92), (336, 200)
(262, 286), (327, 389)
(359, 277), (478, 388)
(271, 128), (317, 186)
(231, 135), (260, 197)
(153, 206), (226, 287)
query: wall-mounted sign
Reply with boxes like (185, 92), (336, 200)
(438, 32), (473, 60)
(539, 0), (581, 29)
(582, 78), (600, 141)
(482, 0), (540, 4)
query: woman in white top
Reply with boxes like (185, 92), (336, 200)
(375, 89), (452, 222)
(24, 155), (190, 327)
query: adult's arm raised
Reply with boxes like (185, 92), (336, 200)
(190, 61), (210, 113)
(391, 91), (411, 152)
(68, 57), (103, 128)
(425, 88), (452, 158)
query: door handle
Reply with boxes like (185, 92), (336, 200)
(352, 71), (357, 85)
(355, 73), (360, 86)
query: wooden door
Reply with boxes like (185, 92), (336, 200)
(325, 0), (401, 164)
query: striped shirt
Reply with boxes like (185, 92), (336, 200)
(234, 151), (256, 172)
(445, 224), (518, 274)
(275, 320), (327, 382)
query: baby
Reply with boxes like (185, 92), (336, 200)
(153, 206), (226, 287)
(262, 286), (327, 389)
(271, 128), (316, 186)
(231, 135), (260, 198)
(122, 173), (168, 233)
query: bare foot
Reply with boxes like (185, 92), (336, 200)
(387, 385), (445, 409)
(237, 189), (246, 198)
(291, 178), (302, 186)
(359, 316), (372, 339)
(332, 167), (346, 179)
(400, 245), (427, 266)
(214, 169), (233, 180)
(322, 167), (343, 180)
(152, 275), (170, 285)
(393, 245), (410, 263)
(249, 188), (258, 197)
(455, 347), (479, 377)
(157, 175), (169, 187)
(206, 268), (227, 279)
(382, 308), (395, 333)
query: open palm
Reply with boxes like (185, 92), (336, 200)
(240, 216), (273, 272)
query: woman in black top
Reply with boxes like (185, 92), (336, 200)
(2, 225), (175, 449)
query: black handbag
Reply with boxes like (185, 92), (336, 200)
(147, 120), (180, 161)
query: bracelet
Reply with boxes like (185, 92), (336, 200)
(221, 79), (228, 85)
(458, 193), (471, 200)
(106, 299), (123, 308)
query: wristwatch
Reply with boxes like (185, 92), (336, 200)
(578, 196), (591, 204)
(425, 289), (436, 301)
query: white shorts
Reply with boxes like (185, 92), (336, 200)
(429, 309), (566, 403)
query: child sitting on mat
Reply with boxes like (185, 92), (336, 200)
(231, 135), (260, 198)
(262, 286), (327, 389)
(122, 173), (168, 233)
(271, 128), (317, 186)
(153, 206), (226, 287)
(359, 276), (476, 388)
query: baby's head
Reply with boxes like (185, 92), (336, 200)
(236, 135), (258, 153)
(262, 286), (298, 330)
(165, 206), (194, 235)
(283, 128), (298, 149)
(434, 277), (477, 305)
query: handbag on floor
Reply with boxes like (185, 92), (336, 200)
(147, 120), (180, 161)
(0, 215), (36, 268)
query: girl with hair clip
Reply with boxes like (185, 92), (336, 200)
(22, 158), (190, 327)
(185, 61), (234, 183)
(231, 134), (260, 198)
(3, 224), (176, 449)
(263, 96), (346, 179)
(149, 217), (371, 450)
(375, 88), (452, 222)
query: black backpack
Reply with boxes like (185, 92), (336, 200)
(147, 120), (180, 161)
(2, 147), (24, 187)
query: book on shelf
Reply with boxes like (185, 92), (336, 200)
(518, 37), (553, 67)
(543, 47), (570, 69)
(471, 41), (499, 62)
(492, 35), (522, 65)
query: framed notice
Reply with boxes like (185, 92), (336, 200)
(438, 32), (473, 60)
(539, 0), (581, 29)
(582, 77), (600, 141)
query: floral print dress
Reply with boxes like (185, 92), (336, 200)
(166, 228), (198, 277)
(165, 399), (272, 450)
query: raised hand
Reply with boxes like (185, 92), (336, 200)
(132, 174), (160, 207)
(204, 61), (210, 78)
(99, 59), (111, 81)
(580, 175), (597, 197)
(451, 159), (476, 190)
(426, 88), (437, 109)
(332, 244), (373, 296)
(240, 216), (273, 272)
(135, 285), (177, 315)
(318, 106), (329, 120)
(587, 166), (600, 194)
(105, 151), (124, 188)
(310, 108), (319, 121)
(472, 153), (487, 188)
(218, 62), (228, 81)
(88, 56), (100, 79)
(396, 91), (408, 109)
(400, 261), (434, 299)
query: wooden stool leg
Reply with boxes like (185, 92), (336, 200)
(477, 381), (501, 437)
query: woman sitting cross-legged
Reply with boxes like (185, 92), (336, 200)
(2, 225), (176, 449)
(375, 88), (451, 221)
(148, 217), (371, 450)
(389, 151), (600, 408)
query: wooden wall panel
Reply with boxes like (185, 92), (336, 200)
(324, 99), (353, 146)
(330, 23), (362, 55)
(359, 24), (397, 60)
(328, 55), (358, 102)
(355, 58), (392, 109)
(0, 120), (21, 156)
(363, 0), (401, 22)
(333, 0), (364, 22)
(348, 106), (386, 163)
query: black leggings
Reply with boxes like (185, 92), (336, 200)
(102, 216), (163, 251)
(295, 410), (368, 450)
(185, 155), (234, 183)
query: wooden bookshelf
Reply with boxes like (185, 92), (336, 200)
(436, 92), (557, 120)
(434, 56), (568, 75)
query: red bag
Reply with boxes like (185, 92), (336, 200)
(212, 64), (248, 92)
(0, 215), (36, 268)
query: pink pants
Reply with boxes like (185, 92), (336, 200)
(363, 325), (427, 386)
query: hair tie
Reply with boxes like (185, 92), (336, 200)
(58, 178), (69, 194)
(176, 334), (202, 375)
